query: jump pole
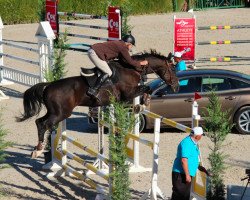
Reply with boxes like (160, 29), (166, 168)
(140, 118), (165, 200)
(128, 96), (152, 173)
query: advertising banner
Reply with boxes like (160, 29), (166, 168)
(174, 17), (196, 61)
(108, 6), (121, 40)
(45, 0), (58, 35)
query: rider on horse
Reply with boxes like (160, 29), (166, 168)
(86, 33), (148, 99)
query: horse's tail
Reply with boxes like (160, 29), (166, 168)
(16, 82), (50, 122)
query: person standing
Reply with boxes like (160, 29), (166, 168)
(174, 51), (188, 86)
(174, 51), (187, 72)
(171, 126), (209, 200)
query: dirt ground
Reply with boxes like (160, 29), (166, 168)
(0, 8), (250, 200)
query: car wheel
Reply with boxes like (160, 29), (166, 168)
(234, 106), (250, 134)
(139, 113), (146, 133)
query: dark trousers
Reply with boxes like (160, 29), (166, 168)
(171, 172), (192, 200)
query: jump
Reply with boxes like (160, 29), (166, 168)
(16, 50), (179, 157)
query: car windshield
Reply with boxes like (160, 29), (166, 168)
(241, 73), (250, 80)
(147, 79), (164, 90)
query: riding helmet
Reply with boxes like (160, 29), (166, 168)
(122, 34), (136, 46)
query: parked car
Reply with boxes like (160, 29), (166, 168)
(88, 69), (250, 134)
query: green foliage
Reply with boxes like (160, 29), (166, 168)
(0, 108), (11, 167)
(203, 90), (232, 200)
(120, 0), (133, 36)
(37, 0), (46, 21)
(0, 0), (40, 24)
(44, 32), (68, 82)
(105, 96), (133, 199)
(0, 0), (173, 25)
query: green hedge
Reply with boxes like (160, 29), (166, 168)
(0, 0), (41, 24)
(0, 0), (173, 25)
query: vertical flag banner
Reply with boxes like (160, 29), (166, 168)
(108, 6), (121, 40)
(174, 17), (196, 61)
(45, 0), (58, 35)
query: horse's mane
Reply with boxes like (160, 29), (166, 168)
(109, 49), (170, 72)
(132, 49), (169, 60)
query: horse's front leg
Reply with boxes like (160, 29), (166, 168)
(133, 85), (152, 97)
(129, 85), (152, 106)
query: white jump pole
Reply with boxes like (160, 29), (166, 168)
(141, 118), (165, 200)
(129, 96), (151, 173)
(192, 100), (200, 128)
(87, 106), (109, 175)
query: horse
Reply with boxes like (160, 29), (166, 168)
(16, 50), (179, 158)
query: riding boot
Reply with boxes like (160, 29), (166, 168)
(87, 73), (109, 98)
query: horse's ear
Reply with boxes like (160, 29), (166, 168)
(167, 52), (172, 60)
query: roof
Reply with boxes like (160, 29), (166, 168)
(176, 69), (250, 81)
(147, 68), (250, 89)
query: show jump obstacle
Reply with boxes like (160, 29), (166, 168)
(44, 95), (207, 200)
(45, 0), (122, 51)
(0, 18), (55, 100)
(173, 15), (250, 64)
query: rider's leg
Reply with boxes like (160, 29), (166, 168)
(87, 49), (112, 97)
(87, 73), (109, 97)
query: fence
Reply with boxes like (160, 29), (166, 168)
(0, 19), (55, 100)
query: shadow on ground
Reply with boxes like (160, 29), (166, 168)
(1, 144), (98, 200)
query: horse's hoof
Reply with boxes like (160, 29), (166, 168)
(31, 149), (44, 159)
(142, 93), (151, 106)
(31, 151), (37, 159)
(134, 104), (143, 114)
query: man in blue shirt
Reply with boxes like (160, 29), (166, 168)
(174, 52), (188, 86)
(171, 127), (209, 200)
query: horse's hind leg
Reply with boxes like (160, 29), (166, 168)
(31, 115), (49, 158)
(35, 115), (49, 150)
(32, 113), (66, 158)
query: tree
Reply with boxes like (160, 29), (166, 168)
(0, 108), (11, 196)
(204, 91), (232, 200)
(105, 97), (133, 199)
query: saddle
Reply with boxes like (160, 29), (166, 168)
(80, 64), (118, 88)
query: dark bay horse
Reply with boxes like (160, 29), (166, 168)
(16, 50), (179, 157)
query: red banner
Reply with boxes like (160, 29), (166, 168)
(174, 18), (196, 61)
(108, 6), (121, 40)
(45, 0), (58, 35)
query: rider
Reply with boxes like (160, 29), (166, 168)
(87, 33), (148, 98)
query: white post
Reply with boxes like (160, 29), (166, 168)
(192, 100), (200, 128)
(0, 17), (3, 84)
(44, 120), (66, 178)
(133, 96), (140, 168)
(35, 21), (55, 82)
(0, 17), (10, 100)
(98, 106), (104, 169)
(141, 118), (165, 200)
(109, 104), (115, 199)
(129, 96), (151, 173)
(88, 106), (109, 174)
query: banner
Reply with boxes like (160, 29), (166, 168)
(174, 17), (196, 61)
(45, 0), (58, 35)
(108, 6), (121, 40)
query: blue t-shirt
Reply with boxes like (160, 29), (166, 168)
(172, 136), (200, 177)
(175, 60), (186, 72)
(176, 60), (187, 86)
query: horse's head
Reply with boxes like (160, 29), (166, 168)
(137, 50), (179, 92)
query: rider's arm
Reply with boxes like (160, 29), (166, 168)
(119, 47), (142, 68)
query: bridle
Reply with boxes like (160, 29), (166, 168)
(141, 59), (175, 87)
